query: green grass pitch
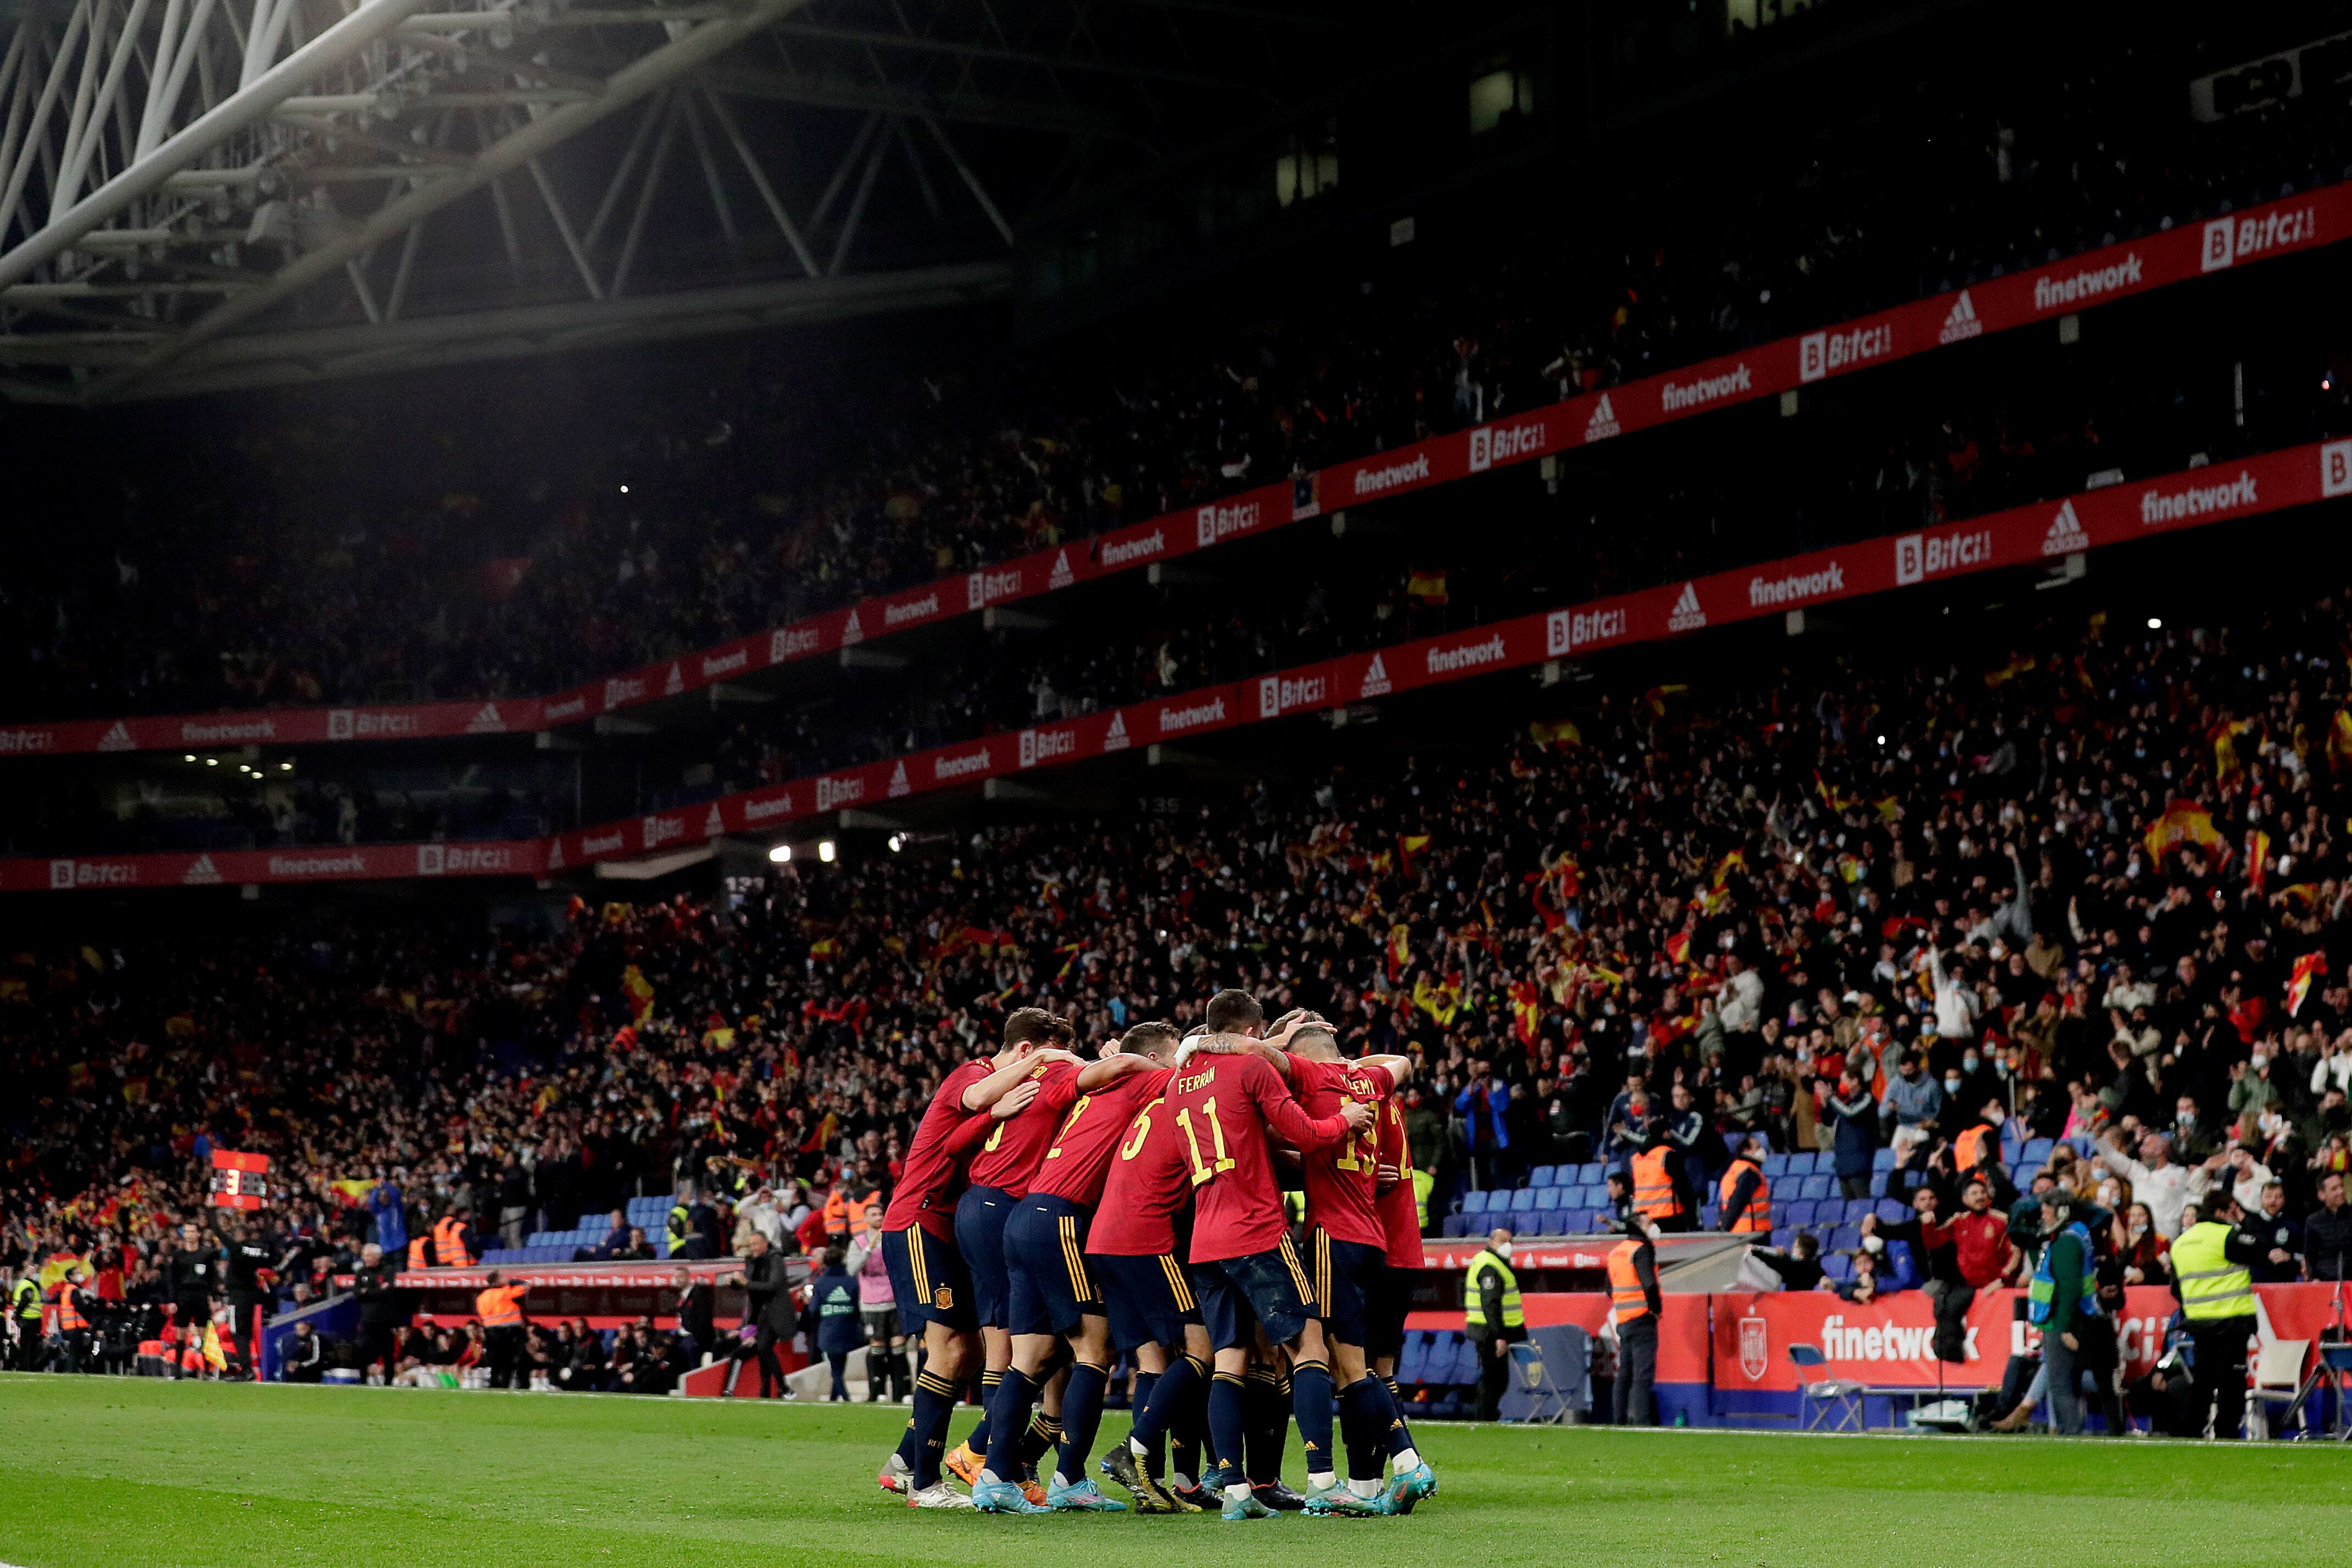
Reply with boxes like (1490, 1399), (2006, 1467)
(3, 1373), (2349, 1567)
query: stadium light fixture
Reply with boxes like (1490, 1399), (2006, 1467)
(281, 762), (294, 772)
(888, 834), (905, 852)
(2148, 617), (2163, 630)
(205, 757), (218, 767)
(818, 840), (838, 863)
(620, 484), (631, 494)
(768, 844), (792, 864)
(183, 754), (196, 763)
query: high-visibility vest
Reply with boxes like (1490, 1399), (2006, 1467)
(2027, 1219), (2100, 1325)
(1461, 1249), (1524, 1331)
(9, 1277), (38, 1322)
(1631, 1146), (1684, 1220)
(2170, 1220), (2255, 1323)
(51, 1285), (87, 1333)
(821, 1188), (848, 1236)
(1718, 1159), (1770, 1233)
(407, 1236), (430, 1270)
(1607, 1240), (1652, 1325)
(432, 1216), (472, 1268)
(475, 1285), (526, 1329)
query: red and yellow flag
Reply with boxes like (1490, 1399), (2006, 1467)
(2288, 951), (2328, 1018)
(1404, 568), (1449, 604)
(2143, 800), (2226, 864)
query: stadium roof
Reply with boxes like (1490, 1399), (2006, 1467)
(0, 0), (1381, 403)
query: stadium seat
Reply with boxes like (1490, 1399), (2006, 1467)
(1822, 1253), (1855, 1281)
(2022, 1137), (2055, 1165)
(1875, 1199), (1910, 1225)
(1829, 1224), (1861, 1253)
(1787, 1152), (1820, 1175)
(1462, 1190), (1490, 1216)
(1761, 1153), (1790, 1176)
(1843, 1198), (1877, 1223)
(1535, 1186), (1562, 1212)
(1397, 1332), (1430, 1385)
(1579, 1162), (1607, 1185)
(1785, 1200), (1816, 1227)
(1800, 1174), (1833, 1201)
(1768, 1202), (1790, 1226)
(1770, 1227), (1795, 1251)
(1869, 1170), (1891, 1198)
(1529, 1165), (1556, 1188)
(1698, 1203), (1720, 1230)
(1440, 1215), (1464, 1237)
(1871, 1148), (1897, 1170)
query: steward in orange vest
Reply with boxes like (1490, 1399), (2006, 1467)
(1631, 1141), (1686, 1229)
(432, 1213), (475, 1268)
(1718, 1136), (1771, 1233)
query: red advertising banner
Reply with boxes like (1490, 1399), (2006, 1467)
(9, 436), (2350, 892)
(7, 185), (2349, 761)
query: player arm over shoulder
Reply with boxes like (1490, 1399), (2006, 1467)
(960, 1048), (1075, 1110)
(1356, 1053), (1412, 1087)
(1075, 1052), (1158, 1091)
(1253, 1058), (1372, 1151)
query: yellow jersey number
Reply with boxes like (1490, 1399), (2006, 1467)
(1175, 1100), (1238, 1187)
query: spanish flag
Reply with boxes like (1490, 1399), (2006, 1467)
(1386, 924), (1412, 983)
(2328, 708), (2352, 771)
(1529, 718), (1581, 750)
(1508, 979), (1541, 1045)
(1404, 568), (1449, 604)
(1397, 834), (1432, 877)
(2288, 951), (2327, 1018)
(2143, 800), (2226, 864)
(1642, 684), (1690, 720)
(2210, 718), (2253, 784)
(1664, 929), (1692, 966)
(621, 963), (656, 1023)
(1983, 652), (2037, 688)
(2247, 830), (2271, 895)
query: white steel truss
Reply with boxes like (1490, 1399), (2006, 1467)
(0, 0), (1351, 403)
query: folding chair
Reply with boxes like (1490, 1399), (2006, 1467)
(1507, 1341), (1571, 1425)
(2248, 1340), (2311, 1438)
(1788, 1342), (1863, 1431)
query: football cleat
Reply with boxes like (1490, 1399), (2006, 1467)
(1380, 1461), (1437, 1514)
(1168, 1482), (1216, 1514)
(1017, 1477), (1050, 1506)
(906, 1482), (978, 1510)
(943, 1442), (984, 1488)
(1099, 1446), (1178, 1513)
(1301, 1481), (1384, 1516)
(876, 1453), (912, 1495)
(1253, 1481), (1307, 1512)
(1045, 1479), (1128, 1512)
(972, 1479), (1050, 1515)
(1219, 1489), (1280, 1522)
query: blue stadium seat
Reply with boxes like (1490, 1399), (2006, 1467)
(1579, 1162), (1607, 1184)
(1868, 1170), (1891, 1197)
(1823, 1252), (1855, 1281)
(1871, 1148), (1897, 1170)
(1829, 1224), (1861, 1253)
(1768, 1202), (1790, 1225)
(1397, 1331), (1430, 1384)
(1535, 1187), (1561, 1212)
(1875, 1199), (1909, 1225)
(1529, 1165), (1556, 1188)
(1440, 1215), (1464, 1238)
(2022, 1138), (2055, 1165)
(1842, 1198), (1874, 1223)
(1698, 1203), (1720, 1230)
(1761, 1153), (1790, 1176)
(1462, 1190), (1490, 1216)
(1787, 1152), (1820, 1175)
(1770, 1227), (1794, 1251)
(1785, 1200), (1816, 1227)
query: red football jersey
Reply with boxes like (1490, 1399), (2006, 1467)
(1162, 1048), (1351, 1263)
(1375, 1094), (1424, 1268)
(964, 1059), (1081, 1199)
(1028, 1067), (1172, 1209)
(1086, 1091), (1188, 1257)
(1284, 1056), (1395, 1251)
(880, 1058), (995, 1239)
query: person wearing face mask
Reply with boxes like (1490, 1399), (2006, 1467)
(2170, 1096), (2217, 1164)
(1462, 1227), (1525, 1422)
(2111, 1202), (2167, 1285)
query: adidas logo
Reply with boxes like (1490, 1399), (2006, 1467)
(704, 805), (724, 836)
(665, 662), (685, 696)
(183, 854), (221, 885)
(96, 721), (133, 752)
(1102, 712), (1130, 752)
(841, 608), (865, 646)
(1359, 652), (1392, 698)
(1048, 550), (1073, 590)
(1583, 393), (1620, 442)
(2042, 499), (2089, 555)
(1668, 582), (1707, 632)
(545, 840), (565, 871)
(888, 760), (911, 798)
(1937, 289), (1982, 345)
(464, 702), (504, 734)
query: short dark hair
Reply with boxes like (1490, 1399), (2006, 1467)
(1004, 1006), (1073, 1048)
(1791, 1232), (1820, 1259)
(1121, 1021), (1181, 1057)
(1205, 989), (1264, 1034)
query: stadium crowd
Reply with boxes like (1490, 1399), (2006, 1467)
(8, 578), (2352, 1433)
(7, 60), (2350, 729)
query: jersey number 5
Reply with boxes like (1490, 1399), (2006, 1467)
(1175, 1100), (1237, 1187)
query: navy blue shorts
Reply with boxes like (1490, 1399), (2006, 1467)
(1091, 1249), (1202, 1352)
(1004, 1194), (1102, 1336)
(1367, 1263), (1414, 1363)
(882, 1223), (976, 1333)
(1191, 1237), (1317, 1351)
(1308, 1229), (1386, 1348)
(952, 1184), (1018, 1329)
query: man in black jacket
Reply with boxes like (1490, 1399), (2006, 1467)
(351, 1243), (410, 1379)
(2306, 1171), (2351, 1283)
(720, 1234), (789, 1398)
(671, 1267), (716, 1364)
(222, 1216), (275, 1380)
(164, 1223), (221, 1364)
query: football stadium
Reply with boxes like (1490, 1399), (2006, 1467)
(7, 0), (2352, 1561)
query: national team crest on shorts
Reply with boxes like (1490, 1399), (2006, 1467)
(934, 1286), (954, 1310)
(1738, 1315), (1769, 1381)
